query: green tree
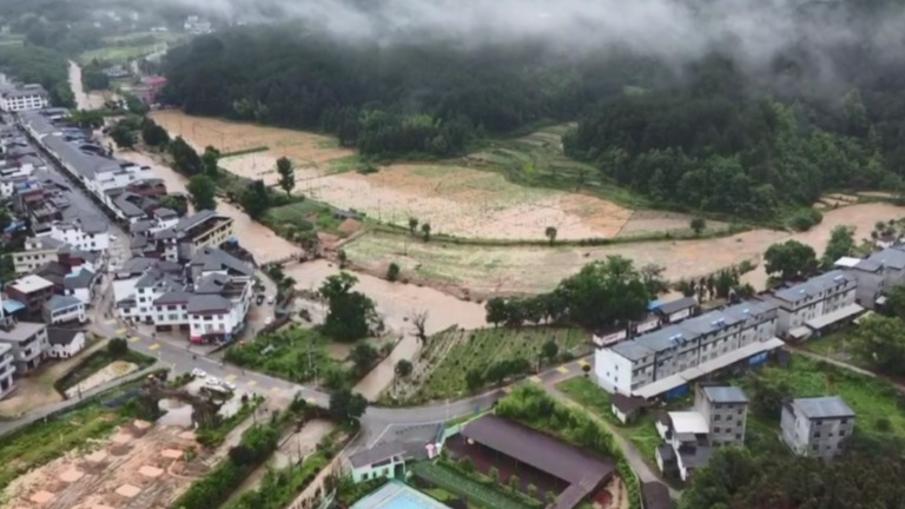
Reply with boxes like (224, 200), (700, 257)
(110, 122), (135, 149)
(350, 342), (378, 374)
(544, 226), (557, 245)
(764, 240), (818, 281)
(328, 388), (367, 422)
(319, 272), (377, 341)
(465, 369), (484, 392)
(849, 314), (905, 376)
(240, 180), (270, 219)
(541, 340), (559, 363)
(276, 156), (295, 196)
(159, 194), (188, 216)
(394, 359), (413, 379)
(884, 285), (905, 321)
(107, 337), (128, 357)
(421, 222), (431, 241)
(408, 217), (418, 235)
(386, 262), (401, 282)
(690, 217), (706, 236)
(187, 175), (217, 211)
(169, 136), (202, 175)
(202, 146), (221, 178)
(822, 225), (855, 267)
(485, 298), (508, 327)
(142, 119), (170, 147)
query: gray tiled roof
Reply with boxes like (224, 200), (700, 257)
(46, 294), (82, 311)
(790, 396), (854, 419)
(187, 294), (231, 313)
(64, 269), (96, 289)
(773, 270), (853, 303)
(47, 327), (82, 346)
(701, 386), (748, 404)
(656, 296), (697, 315)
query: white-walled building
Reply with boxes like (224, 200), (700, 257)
(838, 246), (905, 308)
(46, 328), (86, 359)
(43, 295), (87, 325)
(114, 248), (254, 344)
(781, 396), (855, 459)
(12, 236), (65, 274)
(0, 84), (49, 112)
(0, 320), (48, 374)
(0, 343), (15, 399)
(595, 300), (782, 399)
(767, 270), (861, 340)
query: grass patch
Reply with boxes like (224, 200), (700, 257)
(0, 404), (126, 492)
(262, 199), (344, 237)
(735, 355), (905, 445)
(55, 346), (154, 394)
(196, 399), (259, 448)
(468, 124), (651, 211)
(224, 327), (351, 389)
(557, 377), (662, 464)
(412, 327), (589, 402)
(411, 462), (536, 509)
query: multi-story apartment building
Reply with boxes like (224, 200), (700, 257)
(114, 248), (254, 344)
(0, 343), (15, 399)
(781, 396), (854, 459)
(0, 84), (49, 112)
(0, 319), (48, 374)
(694, 385), (748, 446)
(838, 246), (905, 308)
(595, 300), (782, 399)
(151, 210), (234, 262)
(6, 274), (55, 317)
(43, 295), (87, 325)
(12, 236), (65, 274)
(767, 270), (861, 339)
(655, 385), (748, 481)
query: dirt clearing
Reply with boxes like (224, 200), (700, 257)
(3, 420), (209, 509)
(343, 202), (905, 297)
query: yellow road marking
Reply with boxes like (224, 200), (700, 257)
(105, 320), (116, 326)
(116, 328), (127, 335)
(246, 380), (257, 387)
(306, 398), (317, 405)
(556, 366), (570, 374)
(579, 360), (590, 369)
(148, 343), (160, 351)
(270, 387), (281, 393)
(128, 336), (141, 343)
(225, 374), (237, 382)
(529, 376), (542, 384)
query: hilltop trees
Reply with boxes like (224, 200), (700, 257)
(142, 119), (170, 147)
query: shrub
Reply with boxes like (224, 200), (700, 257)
(387, 262), (401, 282)
(787, 208), (823, 232)
(107, 337), (128, 357)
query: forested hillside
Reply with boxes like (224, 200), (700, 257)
(155, 1), (905, 220)
(159, 25), (661, 158)
(564, 54), (905, 218)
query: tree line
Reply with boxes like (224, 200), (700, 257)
(159, 24), (637, 159)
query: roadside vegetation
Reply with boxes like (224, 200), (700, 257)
(557, 377), (665, 465)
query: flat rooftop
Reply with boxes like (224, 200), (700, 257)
(351, 481), (450, 509)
